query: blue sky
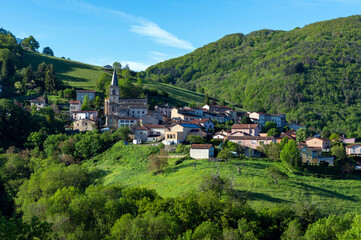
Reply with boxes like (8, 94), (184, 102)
(1, 0), (361, 71)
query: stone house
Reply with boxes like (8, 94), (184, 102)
(164, 123), (206, 144)
(73, 119), (96, 132)
(69, 100), (81, 114)
(118, 117), (138, 127)
(299, 146), (334, 166)
(191, 119), (214, 131)
(231, 124), (260, 136)
(76, 90), (96, 102)
(30, 97), (46, 110)
(345, 144), (361, 156)
(155, 104), (171, 118)
(141, 115), (159, 125)
(72, 110), (98, 121)
(248, 112), (287, 129)
(190, 144), (215, 159)
(305, 137), (331, 151)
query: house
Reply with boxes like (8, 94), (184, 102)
(299, 146), (334, 166)
(143, 124), (167, 137)
(141, 115), (159, 125)
(164, 123), (206, 144)
(118, 117), (138, 127)
(190, 144), (215, 159)
(76, 90), (96, 102)
(340, 136), (356, 144)
(275, 133), (296, 143)
(288, 123), (306, 131)
(73, 119), (96, 132)
(305, 137), (331, 151)
(171, 108), (198, 121)
(191, 119), (214, 131)
(248, 112), (287, 129)
(134, 126), (149, 142)
(228, 135), (275, 150)
(69, 100), (81, 114)
(72, 110), (98, 121)
(213, 130), (230, 140)
(231, 124), (260, 136)
(345, 144), (361, 156)
(203, 112), (226, 123)
(155, 104), (171, 118)
(203, 104), (230, 113)
(30, 96), (46, 110)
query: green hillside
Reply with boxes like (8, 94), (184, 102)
(21, 51), (204, 105)
(21, 51), (103, 90)
(147, 15), (361, 136)
(84, 142), (361, 215)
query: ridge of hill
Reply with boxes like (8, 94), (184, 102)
(21, 51), (205, 105)
(147, 15), (361, 136)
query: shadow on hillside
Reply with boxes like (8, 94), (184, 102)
(291, 181), (358, 202)
(89, 169), (109, 180)
(167, 162), (196, 173)
(58, 74), (91, 83)
(244, 191), (291, 203)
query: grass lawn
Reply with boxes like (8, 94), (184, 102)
(84, 142), (361, 215)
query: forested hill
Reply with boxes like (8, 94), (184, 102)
(147, 15), (361, 137)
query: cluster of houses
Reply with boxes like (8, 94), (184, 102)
(26, 68), (361, 167)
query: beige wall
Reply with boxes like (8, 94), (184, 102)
(346, 146), (361, 156)
(306, 138), (330, 149)
(73, 119), (96, 131)
(229, 138), (274, 150)
(231, 127), (259, 136)
(190, 148), (214, 159)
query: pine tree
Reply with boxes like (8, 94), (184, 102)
(204, 93), (210, 105)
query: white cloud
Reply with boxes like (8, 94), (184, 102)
(87, 58), (149, 71)
(44, 0), (194, 50)
(131, 21), (195, 50)
(149, 51), (172, 62)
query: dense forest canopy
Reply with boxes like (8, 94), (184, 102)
(147, 15), (361, 137)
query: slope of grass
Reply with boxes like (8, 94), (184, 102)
(83, 142), (361, 215)
(22, 51), (103, 90)
(22, 51), (205, 105)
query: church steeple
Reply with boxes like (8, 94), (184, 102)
(111, 68), (119, 87)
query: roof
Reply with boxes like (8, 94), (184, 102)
(231, 124), (259, 129)
(191, 119), (212, 124)
(72, 110), (98, 113)
(111, 68), (119, 87)
(30, 96), (45, 103)
(135, 126), (149, 130)
(69, 100), (81, 104)
(143, 124), (165, 129)
(345, 143), (361, 148)
(76, 90), (96, 93)
(299, 146), (323, 152)
(305, 137), (330, 142)
(275, 133), (295, 140)
(179, 123), (200, 128)
(118, 117), (138, 120)
(190, 144), (213, 149)
(228, 136), (274, 141)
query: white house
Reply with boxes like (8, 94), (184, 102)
(190, 144), (215, 159)
(346, 144), (361, 156)
(118, 117), (138, 127)
(191, 119), (214, 131)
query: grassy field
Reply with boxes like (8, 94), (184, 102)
(21, 51), (205, 105)
(83, 141), (361, 215)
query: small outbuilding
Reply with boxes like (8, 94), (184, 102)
(190, 144), (215, 159)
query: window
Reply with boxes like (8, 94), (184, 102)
(238, 141), (242, 144)
(112, 89), (116, 95)
(252, 141), (256, 144)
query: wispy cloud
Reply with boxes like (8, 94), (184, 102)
(40, 0), (194, 50)
(131, 22), (195, 50)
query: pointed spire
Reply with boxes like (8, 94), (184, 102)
(111, 68), (118, 87)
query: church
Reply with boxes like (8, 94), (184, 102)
(104, 69), (148, 129)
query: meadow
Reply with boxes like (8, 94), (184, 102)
(84, 141), (361, 216)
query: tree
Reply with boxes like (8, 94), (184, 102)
(329, 133), (340, 141)
(331, 144), (346, 160)
(240, 116), (253, 124)
(81, 95), (90, 111)
(265, 142), (282, 160)
(280, 140), (301, 172)
(21, 36), (39, 51)
(112, 62), (121, 69)
(264, 121), (277, 132)
(204, 93), (210, 105)
(296, 128), (309, 143)
(267, 128), (280, 137)
(217, 148), (234, 163)
(266, 166), (288, 184)
(42, 47), (54, 56)
(186, 135), (204, 144)
(95, 72), (111, 93)
(148, 150), (168, 174)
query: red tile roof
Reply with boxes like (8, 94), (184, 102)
(190, 144), (213, 149)
(191, 119), (212, 124)
(69, 100), (81, 104)
(345, 143), (361, 148)
(231, 124), (259, 129)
